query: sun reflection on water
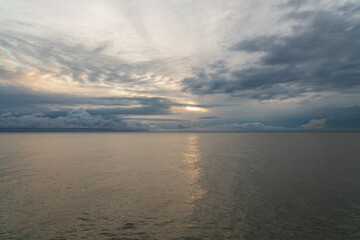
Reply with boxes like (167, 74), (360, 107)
(183, 135), (206, 205)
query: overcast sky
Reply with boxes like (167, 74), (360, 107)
(0, 0), (359, 131)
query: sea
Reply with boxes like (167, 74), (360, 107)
(0, 132), (359, 240)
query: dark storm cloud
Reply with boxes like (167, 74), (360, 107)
(182, 2), (360, 100)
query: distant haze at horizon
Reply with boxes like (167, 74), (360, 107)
(0, 0), (360, 131)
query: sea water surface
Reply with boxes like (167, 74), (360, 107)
(0, 133), (359, 239)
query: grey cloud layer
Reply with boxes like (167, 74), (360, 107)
(0, 109), (151, 131)
(0, 83), (178, 114)
(0, 83), (181, 130)
(182, 2), (360, 100)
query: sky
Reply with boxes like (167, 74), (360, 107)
(0, 0), (359, 131)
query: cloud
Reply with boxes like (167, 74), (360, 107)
(208, 122), (286, 131)
(86, 105), (171, 116)
(0, 109), (152, 131)
(181, 2), (360, 100)
(218, 122), (267, 131)
(198, 116), (218, 119)
(0, 82), (184, 130)
(301, 118), (326, 129)
(278, 0), (314, 9)
(315, 105), (360, 129)
(0, 30), (174, 96)
(0, 82), (222, 130)
(167, 122), (287, 132)
(0, 82), (180, 115)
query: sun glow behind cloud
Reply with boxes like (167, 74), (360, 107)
(185, 106), (208, 112)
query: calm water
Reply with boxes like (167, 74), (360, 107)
(0, 133), (359, 240)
